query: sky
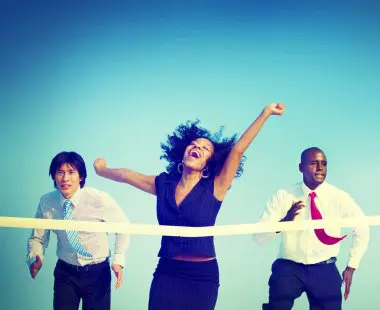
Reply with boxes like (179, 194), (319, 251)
(1, 1), (380, 309)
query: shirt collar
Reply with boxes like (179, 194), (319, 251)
(301, 181), (328, 198)
(59, 187), (83, 208)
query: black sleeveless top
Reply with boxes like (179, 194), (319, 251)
(155, 172), (222, 257)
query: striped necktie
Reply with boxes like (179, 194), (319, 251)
(309, 192), (347, 245)
(63, 200), (92, 257)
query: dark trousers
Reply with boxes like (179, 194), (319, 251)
(263, 259), (342, 310)
(53, 259), (111, 310)
(149, 258), (220, 310)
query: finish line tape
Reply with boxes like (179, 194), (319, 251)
(0, 216), (379, 237)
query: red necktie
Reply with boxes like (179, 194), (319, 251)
(309, 192), (347, 245)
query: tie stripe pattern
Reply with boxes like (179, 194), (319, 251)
(63, 200), (92, 257)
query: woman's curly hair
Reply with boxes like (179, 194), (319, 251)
(160, 120), (245, 178)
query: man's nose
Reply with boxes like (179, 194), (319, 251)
(316, 163), (324, 171)
(63, 173), (70, 180)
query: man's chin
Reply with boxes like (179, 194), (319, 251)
(60, 190), (71, 199)
(314, 178), (325, 185)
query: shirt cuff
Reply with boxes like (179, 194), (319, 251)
(253, 232), (278, 244)
(347, 257), (361, 269)
(26, 255), (43, 267)
(112, 254), (125, 268)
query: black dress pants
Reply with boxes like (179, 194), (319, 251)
(53, 259), (111, 310)
(263, 258), (342, 310)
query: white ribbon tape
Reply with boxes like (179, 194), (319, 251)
(0, 216), (379, 236)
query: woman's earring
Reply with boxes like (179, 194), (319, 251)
(201, 167), (210, 179)
(177, 162), (184, 174)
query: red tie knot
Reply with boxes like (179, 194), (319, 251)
(309, 192), (316, 200)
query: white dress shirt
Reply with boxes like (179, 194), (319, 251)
(254, 181), (369, 269)
(26, 187), (130, 267)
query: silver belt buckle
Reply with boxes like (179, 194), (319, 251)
(325, 257), (337, 264)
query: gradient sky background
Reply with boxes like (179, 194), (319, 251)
(1, 1), (380, 309)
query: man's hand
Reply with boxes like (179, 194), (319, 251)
(342, 266), (355, 300)
(111, 263), (123, 289)
(275, 201), (305, 233)
(282, 201), (305, 222)
(29, 255), (42, 279)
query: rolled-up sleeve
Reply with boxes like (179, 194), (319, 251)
(26, 199), (50, 266)
(253, 190), (286, 244)
(102, 193), (131, 268)
(342, 194), (370, 269)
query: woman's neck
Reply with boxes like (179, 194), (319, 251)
(179, 169), (202, 188)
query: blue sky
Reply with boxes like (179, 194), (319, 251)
(2, 1), (380, 309)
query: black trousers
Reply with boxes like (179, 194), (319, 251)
(53, 259), (111, 310)
(263, 258), (342, 310)
(149, 258), (220, 310)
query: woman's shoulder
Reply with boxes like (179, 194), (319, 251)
(155, 172), (179, 191)
(157, 171), (179, 182)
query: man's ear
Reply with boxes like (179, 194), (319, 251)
(298, 163), (304, 173)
